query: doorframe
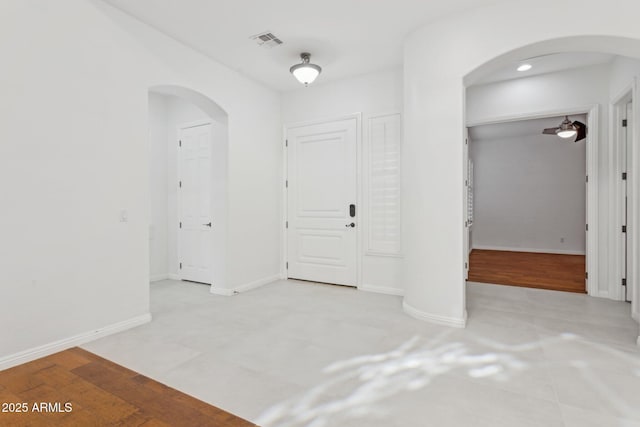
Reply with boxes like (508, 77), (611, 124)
(611, 78), (639, 309)
(176, 118), (214, 283)
(282, 113), (363, 287)
(466, 104), (599, 297)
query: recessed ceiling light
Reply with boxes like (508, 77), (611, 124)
(517, 63), (532, 72)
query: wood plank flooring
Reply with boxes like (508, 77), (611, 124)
(0, 347), (257, 427)
(468, 249), (586, 293)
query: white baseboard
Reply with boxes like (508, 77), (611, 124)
(209, 287), (235, 296)
(402, 301), (467, 328)
(150, 274), (169, 282)
(0, 313), (152, 372)
(210, 274), (280, 296)
(597, 290), (612, 299)
(472, 245), (585, 256)
(358, 284), (404, 296)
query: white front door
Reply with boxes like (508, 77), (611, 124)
(287, 118), (358, 286)
(179, 122), (213, 284)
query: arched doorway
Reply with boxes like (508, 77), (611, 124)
(402, 13), (640, 340)
(462, 37), (640, 326)
(147, 85), (229, 291)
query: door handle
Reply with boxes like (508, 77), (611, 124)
(345, 223), (355, 228)
(203, 222), (212, 227)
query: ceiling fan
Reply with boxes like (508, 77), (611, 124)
(542, 116), (587, 142)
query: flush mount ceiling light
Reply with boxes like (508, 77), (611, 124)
(290, 52), (322, 86)
(542, 116), (586, 142)
(517, 63), (532, 72)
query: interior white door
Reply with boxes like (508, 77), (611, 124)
(287, 118), (358, 286)
(179, 123), (213, 284)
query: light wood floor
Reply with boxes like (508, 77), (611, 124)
(0, 347), (256, 427)
(468, 249), (587, 293)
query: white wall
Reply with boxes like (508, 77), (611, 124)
(283, 68), (403, 123)
(282, 68), (405, 294)
(148, 93), (169, 280)
(609, 56), (640, 98)
(0, 0), (281, 368)
(469, 119), (587, 254)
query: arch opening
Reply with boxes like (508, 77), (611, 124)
(464, 36), (640, 88)
(148, 85), (229, 292)
(461, 35), (640, 324)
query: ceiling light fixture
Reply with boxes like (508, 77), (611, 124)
(542, 116), (585, 141)
(517, 63), (532, 72)
(556, 117), (578, 139)
(290, 52), (322, 86)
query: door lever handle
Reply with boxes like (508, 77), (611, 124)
(345, 223), (355, 228)
(203, 222), (212, 227)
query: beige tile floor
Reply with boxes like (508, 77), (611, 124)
(83, 279), (640, 427)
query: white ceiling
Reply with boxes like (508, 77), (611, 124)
(103, 0), (501, 91)
(469, 115), (588, 142)
(471, 52), (615, 86)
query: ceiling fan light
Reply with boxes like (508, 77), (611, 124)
(290, 53), (322, 86)
(517, 63), (532, 72)
(557, 129), (577, 139)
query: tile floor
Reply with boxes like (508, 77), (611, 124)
(82, 280), (640, 427)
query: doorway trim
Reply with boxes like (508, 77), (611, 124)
(282, 113), (363, 287)
(611, 78), (639, 308)
(176, 118), (214, 284)
(466, 104), (599, 296)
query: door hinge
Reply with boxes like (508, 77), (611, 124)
(464, 262), (468, 269)
(179, 222), (182, 229)
(622, 119), (628, 127)
(179, 140), (182, 147)
(285, 140), (288, 147)
(179, 262), (182, 270)
(585, 272), (588, 279)
(465, 138), (468, 145)
(622, 278), (627, 287)
(586, 175), (588, 183)
(286, 221), (288, 229)
(179, 180), (182, 188)
(623, 172), (628, 180)
(586, 224), (588, 231)
(286, 262), (289, 269)
(622, 225), (627, 233)
(285, 180), (288, 188)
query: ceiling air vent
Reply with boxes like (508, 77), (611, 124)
(250, 31), (283, 48)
